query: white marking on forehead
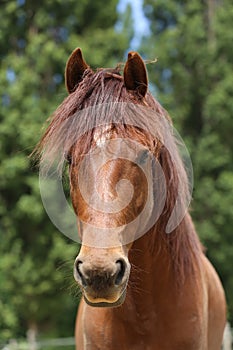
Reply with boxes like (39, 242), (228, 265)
(93, 125), (113, 147)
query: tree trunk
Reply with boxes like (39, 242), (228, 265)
(26, 321), (38, 350)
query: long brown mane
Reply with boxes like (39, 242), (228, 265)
(35, 65), (203, 283)
(36, 68), (167, 168)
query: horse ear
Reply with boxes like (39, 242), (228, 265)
(124, 51), (148, 97)
(65, 48), (89, 93)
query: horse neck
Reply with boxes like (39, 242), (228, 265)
(128, 227), (171, 296)
(124, 214), (201, 314)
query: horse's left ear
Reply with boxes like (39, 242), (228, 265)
(124, 51), (148, 97)
(65, 48), (89, 93)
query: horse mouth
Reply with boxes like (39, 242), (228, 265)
(83, 288), (127, 308)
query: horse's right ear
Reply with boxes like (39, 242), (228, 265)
(65, 48), (89, 93)
(124, 51), (148, 97)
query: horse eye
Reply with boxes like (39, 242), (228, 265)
(136, 150), (149, 165)
(64, 152), (72, 165)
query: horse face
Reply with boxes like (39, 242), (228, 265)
(62, 48), (151, 307)
(69, 134), (152, 307)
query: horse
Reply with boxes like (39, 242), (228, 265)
(36, 48), (226, 349)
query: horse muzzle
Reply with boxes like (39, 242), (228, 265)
(74, 252), (130, 307)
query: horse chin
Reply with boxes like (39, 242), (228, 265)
(83, 289), (127, 308)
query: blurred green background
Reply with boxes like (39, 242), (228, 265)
(0, 0), (233, 347)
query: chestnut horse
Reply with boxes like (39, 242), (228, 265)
(37, 48), (226, 349)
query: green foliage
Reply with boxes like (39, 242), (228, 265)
(142, 0), (233, 321)
(0, 0), (130, 343)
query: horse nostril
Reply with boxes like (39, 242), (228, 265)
(74, 260), (87, 287)
(115, 259), (126, 285)
(74, 258), (128, 289)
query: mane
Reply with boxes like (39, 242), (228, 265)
(35, 67), (203, 282)
(36, 68), (167, 171)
